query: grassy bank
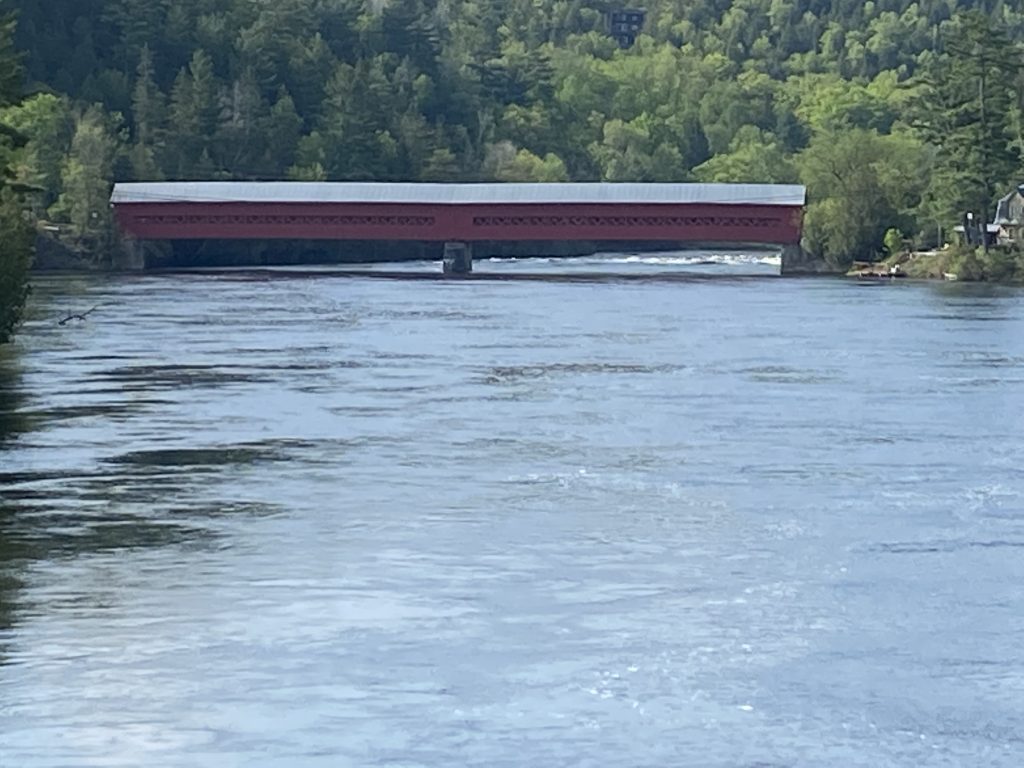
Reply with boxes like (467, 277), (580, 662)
(847, 246), (1024, 283)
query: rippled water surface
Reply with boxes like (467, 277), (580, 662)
(3, 254), (1024, 766)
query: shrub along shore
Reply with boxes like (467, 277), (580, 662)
(845, 246), (1024, 284)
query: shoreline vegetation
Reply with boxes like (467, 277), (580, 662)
(5, 3), (1024, 338)
(32, 229), (1024, 288)
(872, 244), (1024, 284)
(848, 245), (1024, 284)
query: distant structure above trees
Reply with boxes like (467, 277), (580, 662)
(608, 9), (646, 48)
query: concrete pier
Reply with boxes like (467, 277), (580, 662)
(443, 242), (473, 274)
(780, 243), (837, 275)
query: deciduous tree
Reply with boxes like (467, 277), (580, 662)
(0, 12), (33, 343)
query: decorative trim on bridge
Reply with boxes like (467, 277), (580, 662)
(471, 215), (783, 229)
(131, 214), (437, 227)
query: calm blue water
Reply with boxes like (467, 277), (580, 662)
(2, 254), (1024, 766)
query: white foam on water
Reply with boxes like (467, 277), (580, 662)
(486, 252), (781, 267)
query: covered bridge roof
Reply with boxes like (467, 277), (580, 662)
(111, 182), (806, 207)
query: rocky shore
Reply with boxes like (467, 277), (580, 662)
(847, 247), (1024, 284)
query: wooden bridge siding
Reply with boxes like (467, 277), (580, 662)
(114, 202), (803, 245)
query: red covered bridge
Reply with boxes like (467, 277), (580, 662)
(110, 182), (808, 273)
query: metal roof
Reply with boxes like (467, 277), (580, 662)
(995, 188), (1018, 224)
(111, 182), (806, 207)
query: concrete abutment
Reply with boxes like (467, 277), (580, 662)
(780, 244), (837, 276)
(442, 242), (473, 274)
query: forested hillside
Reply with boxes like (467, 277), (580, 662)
(3, 0), (1024, 267)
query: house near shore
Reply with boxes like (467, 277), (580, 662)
(993, 186), (1024, 244)
(959, 185), (1024, 247)
(955, 212), (998, 247)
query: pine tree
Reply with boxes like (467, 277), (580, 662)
(132, 45), (164, 148)
(0, 13), (32, 344)
(263, 88), (302, 176)
(0, 13), (22, 106)
(912, 11), (1023, 227)
(101, 0), (168, 70)
(166, 51), (220, 179)
(216, 68), (269, 177)
(130, 45), (165, 179)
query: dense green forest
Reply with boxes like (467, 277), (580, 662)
(2, 0), (1024, 330)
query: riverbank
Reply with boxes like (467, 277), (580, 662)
(846, 246), (1024, 283)
(45, 228), (1009, 281)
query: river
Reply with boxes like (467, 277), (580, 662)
(2, 253), (1024, 766)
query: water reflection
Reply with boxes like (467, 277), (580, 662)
(0, 510), (21, 664)
(3, 269), (1024, 766)
(0, 345), (286, 664)
(920, 281), (1024, 322)
(0, 348), (29, 445)
(0, 351), (28, 653)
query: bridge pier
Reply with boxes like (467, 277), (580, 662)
(780, 244), (835, 275)
(443, 241), (473, 274)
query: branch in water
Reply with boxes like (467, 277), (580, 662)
(58, 305), (101, 326)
